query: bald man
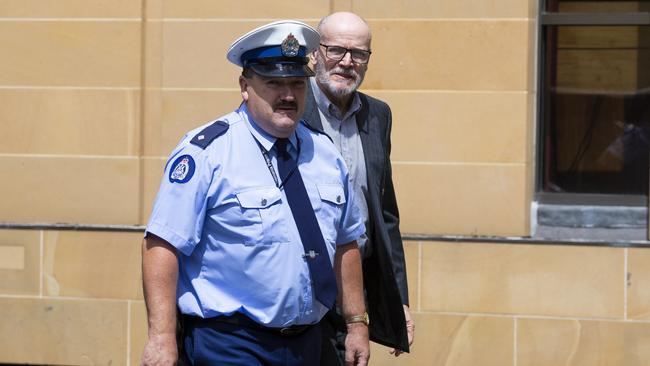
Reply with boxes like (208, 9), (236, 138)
(304, 12), (415, 364)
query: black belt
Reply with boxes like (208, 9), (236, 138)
(183, 313), (313, 337)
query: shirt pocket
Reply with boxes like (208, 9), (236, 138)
(315, 183), (346, 242)
(236, 186), (290, 245)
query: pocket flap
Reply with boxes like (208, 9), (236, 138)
(236, 186), (282, 208)
(317, 184), (346, 205)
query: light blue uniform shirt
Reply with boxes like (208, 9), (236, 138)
(146, 104), (365, 327)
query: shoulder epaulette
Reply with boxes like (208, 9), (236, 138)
(190, 120), (229, 149)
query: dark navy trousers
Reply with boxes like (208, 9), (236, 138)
(183, 319), (322, 366)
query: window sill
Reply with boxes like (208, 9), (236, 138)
(533, 202), (647, 241)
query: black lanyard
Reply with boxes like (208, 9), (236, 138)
(256, 137), (300, 190)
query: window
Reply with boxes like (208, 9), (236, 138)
(539, 0), (650, 205)
(537, 1), (650, 239)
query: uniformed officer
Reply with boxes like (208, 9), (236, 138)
(140, 20), (370, 366)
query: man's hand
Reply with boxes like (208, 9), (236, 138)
(140, 333), (177, 366)
(345, 322), (370, 365)
(390, 304), (414, 357)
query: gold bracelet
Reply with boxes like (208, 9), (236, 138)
(345, 312), (369, 326)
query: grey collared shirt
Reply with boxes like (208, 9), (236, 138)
(310, 78), (371, 257)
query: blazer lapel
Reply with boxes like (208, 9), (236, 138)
(356, 93), (372, 155)
(356, 93), (382, 193)
(304, 82), (324, 131)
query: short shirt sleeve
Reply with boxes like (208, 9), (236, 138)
(335, 169), (366, 246)
(145, 144), (216, 256)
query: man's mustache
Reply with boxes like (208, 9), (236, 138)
(275, 101), (298, 110)
(330, 68), (358, 79)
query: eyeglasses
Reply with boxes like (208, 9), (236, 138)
(319, 43), (372, 64)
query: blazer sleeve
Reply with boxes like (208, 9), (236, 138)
(381, 105), (410, 306)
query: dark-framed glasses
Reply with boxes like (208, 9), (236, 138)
(319, 43), (372, 64)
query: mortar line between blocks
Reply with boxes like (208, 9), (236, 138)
(624, 248), (628, 320)
(417, 241), (422, 311)
(127, 300), (132, 366)
(39, 230), (44, 297)
(513, 317), (518, 366)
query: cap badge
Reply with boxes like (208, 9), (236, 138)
(281, 33), (300, 57)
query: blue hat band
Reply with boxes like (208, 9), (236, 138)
(241, 45), (307, 64)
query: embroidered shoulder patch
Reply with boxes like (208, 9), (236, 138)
(169, 155), (195, 183)
(190, 120), (229, 149)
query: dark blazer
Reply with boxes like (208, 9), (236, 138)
(304, 84), (410, 352)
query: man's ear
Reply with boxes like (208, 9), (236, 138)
(239, 75), (249, 101)
(309, 51), (318, 65)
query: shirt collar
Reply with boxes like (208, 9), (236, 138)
(238, 103), (298, 151)
(310, 77), (361, 121)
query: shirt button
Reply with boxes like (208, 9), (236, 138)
(261, 198), (267, 206)
(336, 195), (341, 203)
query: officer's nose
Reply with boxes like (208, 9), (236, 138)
(280, 85), (296, 101)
